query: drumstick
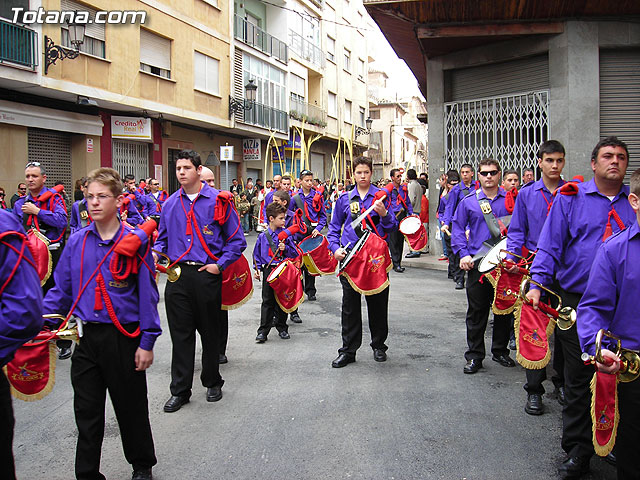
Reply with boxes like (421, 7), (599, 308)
(349, 195), (387, 231)
(265, 247), (281, 269)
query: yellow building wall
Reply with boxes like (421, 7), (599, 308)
(0, 125), (28, 197)
(42, 0), (231, 122)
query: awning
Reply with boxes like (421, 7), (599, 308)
(0, 99), (103, 135)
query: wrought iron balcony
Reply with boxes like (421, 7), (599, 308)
(234, 15), (288, 64)
(0, 19), (38, 69)
(233, 97), (289, 133)
(288, 30), (324, 69)
(289, 95), (326, 128)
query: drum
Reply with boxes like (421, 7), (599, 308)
(477, 237), (508, 273)
(339, 230), (392, 296)
(299, 234), (337, 275)
(267, 260), (304, 313)
(399, 215), (428, 252)
(221, 254), (254, 311)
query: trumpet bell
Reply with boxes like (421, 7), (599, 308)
(619, 350), (640, 383)
(166, 265), (181, 283)
(556, 306), (577, 331)
(55, 325), (80, 343)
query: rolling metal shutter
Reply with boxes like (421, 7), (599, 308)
(599, 49), (640, 181)
(446, 54), (549, 102)
(27, 128), (72, 194)
(140, 29), (171, 71)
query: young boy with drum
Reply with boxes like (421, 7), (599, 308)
(328, 156), (398, 368)
(43, 168), (161, 480)
(253, 202), (300, 343)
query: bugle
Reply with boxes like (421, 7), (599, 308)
(40, 314), (82, 343)
(519, 277), (576, 330)
(152, 249), (181, 282)
(582, 329), (640, 383)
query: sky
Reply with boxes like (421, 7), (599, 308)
(367, 19), (425, 101)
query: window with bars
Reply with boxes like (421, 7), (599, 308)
(112, 140), (150, 182)
(444, 91), (549, 178)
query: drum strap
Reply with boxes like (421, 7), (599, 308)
(78, 200), (92, 228)
(476, 190), (504, 241)
(350, 196), (382, 239)
(293, 194), (313, 230)
(265, 229), (280, 259)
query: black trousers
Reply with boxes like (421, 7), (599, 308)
(464, 267), (511, 361)
(302, 265), (316, 297)
(220, 310), (228, 356)
(388, 228), (404, 268)
(445, 234), (464, 283)
(0, 370), (16, 480)
(165, 264), (223, 397)
(258, 265), (288, 336)
(524, 329), (565, 395)
(338, 275), (389, 356)
(617, 378), (640, 479)
(555, 289), (594, 458)
(71, 323), (156, 480)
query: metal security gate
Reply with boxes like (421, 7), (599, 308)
(599, 49), (640, 181)
(112, 140), (150, 182)
(444, 91), (549, 178)
(28, 128), (72, 194)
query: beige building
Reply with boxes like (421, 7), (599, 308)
(1, 0), (371, 196)
(0, 0), (238, 195)
(367, 70), (428, 180)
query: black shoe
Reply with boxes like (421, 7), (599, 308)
(206, 386), (222, 402)
(307, 294), (317, 301)
(492, 354), (516, 367)
(58, 346), (72, 360)
(393, 266), (405, 273)
(373, 349), (387, 362)
(278, 331), (290, 339)
(132, 468), (152, 480)
(555, 386), (567, 406)
(332, 353), (355, 368)
(163, 395), (190, 413)
(290, 312), (302, 323)
(463, 359), (482, 374)
(604, 452), (616, 466)
(525, 394), (544, 415)
(455, 281), (465, 290)
(255, 333), (267, 343)
(558, 455), (590, 479)
(405, 251), (421, 258)
(219, 354), (228, 364)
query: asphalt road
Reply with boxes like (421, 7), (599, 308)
(12, 251), (616, 479)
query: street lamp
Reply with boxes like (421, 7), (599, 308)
(355, 116), (373, 137)
(229, 79), (258, 118)
(44, 17), (85, 75)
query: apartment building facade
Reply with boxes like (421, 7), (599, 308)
(0, 0), (370, 193)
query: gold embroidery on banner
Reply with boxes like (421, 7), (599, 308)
(368, 254), (385, 273)
(232, 273), (247, 290)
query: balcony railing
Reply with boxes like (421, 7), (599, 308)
(235, 98), (289, 133)
(0, 19), (38, 69)
(289, 95), (326, 128)
(288, 30), (324, 69)
(234, 15), (288, 64)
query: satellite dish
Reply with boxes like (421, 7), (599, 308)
(206, 152), (220, 166)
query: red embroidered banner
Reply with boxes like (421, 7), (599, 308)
(514, 302), (554, 369)
(222, 254), (254, 311)
(5, 341), (56, 401)
(590, 371), (619, 457)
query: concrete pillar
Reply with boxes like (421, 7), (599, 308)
(426, 57), (445, 255)
(548, 21), (600, 180)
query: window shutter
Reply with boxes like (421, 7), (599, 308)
(61, 0), (105, 41)
(140, 29), (171, 70)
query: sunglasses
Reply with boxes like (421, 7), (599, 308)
(478, 170), (499, 177)
(25, 161), (41, 168)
